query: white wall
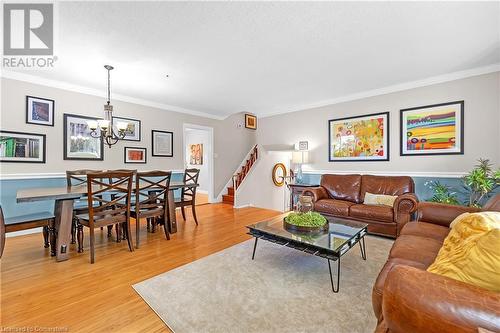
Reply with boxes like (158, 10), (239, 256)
(258, 72), (500, 175)
(0, 78), (257, 200)
(185, 128), (210, 192)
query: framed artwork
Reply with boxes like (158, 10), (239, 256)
(189, 143), (203, 165)
(152, 130), (173, 157)
(124, 147), (147, 164)
(0, 131), (46, 163)
(298, 141), (308, 150)
(26, 96), (54, 126)
(328, 112), (389, 162)
(400, 101), (464, 156)
(63, 113), (104, 160)
(112, 116), (141, 141)
(245, 114), (257, 130)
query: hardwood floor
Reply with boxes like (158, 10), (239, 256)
(0, 204), (280, 332)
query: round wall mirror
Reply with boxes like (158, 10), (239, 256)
(272, 163), (287, 187)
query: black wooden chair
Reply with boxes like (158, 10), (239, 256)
(130, 171), (172, 248)
(76, 171), (134, 264)
(0, 205), (55, 258)
(175, 168), (200, 225)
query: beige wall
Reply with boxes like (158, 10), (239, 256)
(0, 78), (256, 199)
(258, 72), (500, 174)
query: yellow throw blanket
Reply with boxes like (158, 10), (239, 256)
(427, 211), (500, 292)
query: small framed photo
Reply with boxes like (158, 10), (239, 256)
(400, 101), (464, 156)
(124, 147), (147, 164)
(245, 114), (257, 130)
(152, 130), (173, 157)
(0, 130), (46, 163)
(63, 113), (104, 160)
(26, 96), (55, 126)
(112, 116), (141, 141)
(298, 141), (308, 150)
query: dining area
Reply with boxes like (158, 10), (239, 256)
(0, 168), (201, 263)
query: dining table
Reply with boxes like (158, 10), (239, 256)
(16, 181), (198, 262)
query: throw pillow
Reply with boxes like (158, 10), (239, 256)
(363, 192), (398, 207)
(427, 211), (500, 292)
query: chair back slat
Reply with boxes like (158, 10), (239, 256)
(135, 171), (172, 214)
(0, 206), (5, 258)
(66, 169), (103, 187)
(181, 168), (200, 199)
(86, 171), (134, 226)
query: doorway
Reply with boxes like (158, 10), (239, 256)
(183, 123), (215, 204)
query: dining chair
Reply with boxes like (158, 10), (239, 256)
(175, 168), (200, 225)
(66, 169), (103, 244)
(109, 169), (137, 242)
(76, 171), (134, 264)
(130, 171), (172, 248)
(0, 206), (5, 258)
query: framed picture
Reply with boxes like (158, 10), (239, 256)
(124, 147), (147, 164)
(26, 96), (54, 126)
(298, 141), (308, 150)
(328, 112), (389, 162)
(245, 114), (257, 130)
(0, 131), (46, 163)
(189, 143), (203, 165)
(152, 130), (173, 157)
(112, 116), (141, 141)
(400, 101), (464, 156)
(63, 113), (104, 160)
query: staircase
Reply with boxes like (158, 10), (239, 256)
(222, 145), (258, 205)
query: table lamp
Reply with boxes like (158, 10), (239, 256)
(292, 150), (309, 183)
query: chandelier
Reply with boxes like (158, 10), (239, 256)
(87, 65), (127, 147)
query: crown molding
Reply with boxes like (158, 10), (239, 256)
(0, 70), (226, 120)
(302, 169), (466, 179)
(259, 63), (500, 118)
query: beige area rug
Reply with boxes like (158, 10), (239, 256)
(133, 236), (393, 333)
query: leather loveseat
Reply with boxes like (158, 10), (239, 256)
(373, 194), (500, 333)
(303, 174), (418, 238)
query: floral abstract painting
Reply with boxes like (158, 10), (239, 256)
(400, 101), (464, 156)
(328, 112), (389, 161)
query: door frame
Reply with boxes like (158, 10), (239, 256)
(182, 123), (215, 203)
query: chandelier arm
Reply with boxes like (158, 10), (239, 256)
(89, 130), (101, 138)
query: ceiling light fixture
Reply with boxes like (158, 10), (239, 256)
(88, 65), (128, 148)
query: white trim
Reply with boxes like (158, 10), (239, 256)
(260, 64), (500, 118)
(302, 169), (466, 178)
(1, 70), (226, 120)
(0, 170), (186, 180)
(6, 228), (42, 237)
(233, 204), (253, 209)
(182, 123), (216, 203)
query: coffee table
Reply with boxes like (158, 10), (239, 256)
(247, 213), (368, 293)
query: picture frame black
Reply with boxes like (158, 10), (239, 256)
(124, 147), (147, 164)
(112, 116), (141, 141)
(328, 111), (390, 162)
(63, 113), (104, 161)
(26, 95), (55, 127)
(0, 130), (46, 163)
(400, 101), (464, 156)
(151, 130), (173, 157)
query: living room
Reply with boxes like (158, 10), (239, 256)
(1, 2), (499, 333)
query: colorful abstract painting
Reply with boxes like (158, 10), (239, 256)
(400, 101), (464, 156)
(328, 112), (389, 161)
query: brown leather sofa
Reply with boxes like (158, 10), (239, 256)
(303, 174), (418, 238)
(373, 194), (500, 333)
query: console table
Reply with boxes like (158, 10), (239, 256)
(287, 183), (319, 210)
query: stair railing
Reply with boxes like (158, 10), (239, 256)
(232, 145), (258, 190)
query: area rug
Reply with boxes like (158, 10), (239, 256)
(133, 236), (393, 333)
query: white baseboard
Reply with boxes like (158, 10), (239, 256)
(233, 204), (254, 209)
(6, 228), (42, 237)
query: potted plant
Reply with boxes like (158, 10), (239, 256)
(462, 159), (500, 207)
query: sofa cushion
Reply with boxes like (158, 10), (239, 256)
(389, 234), (442, 267)
(400, 221), (449, 242)
(320, 174), (362, 203)
(372, 257), (427, 319)
(314, 199), (354, 216)
(350, 204), (394, 222)
(360, 175), (414, 202)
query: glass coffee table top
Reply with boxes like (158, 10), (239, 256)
(247, 212), (368, 255)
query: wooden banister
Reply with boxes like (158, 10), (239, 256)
(232, 145), (258, 191)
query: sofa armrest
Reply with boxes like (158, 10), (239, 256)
(416, 202), (481, 228)
(382, 265), (500, 333)
(302, 187), (328, 203)
(393, 193), (418, 226)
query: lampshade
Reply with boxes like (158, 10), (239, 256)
(292, 151), (309, 164)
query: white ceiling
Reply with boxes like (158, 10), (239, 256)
(4, 1), (500, 119)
